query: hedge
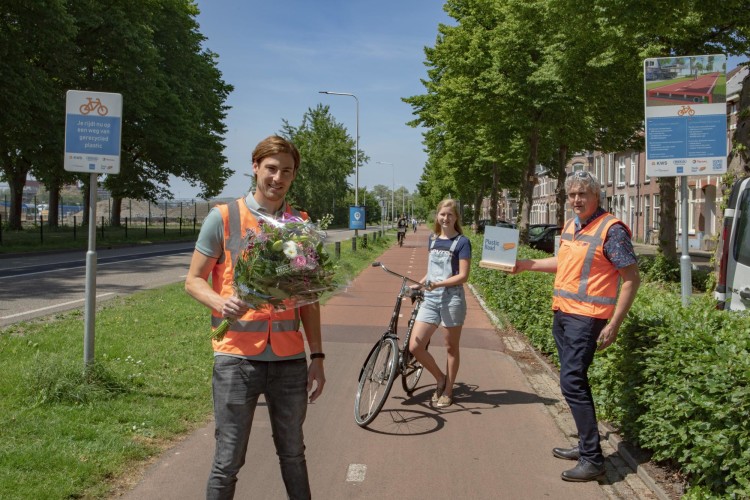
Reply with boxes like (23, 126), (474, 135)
(468, 233), (750, 498)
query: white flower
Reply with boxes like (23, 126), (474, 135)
(282, 241), (298, 258)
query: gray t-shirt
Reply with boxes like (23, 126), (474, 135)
(196, 194), (305, 362)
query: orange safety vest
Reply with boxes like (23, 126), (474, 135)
(552, 213), (630, 319)
(210, 198), (309, 356)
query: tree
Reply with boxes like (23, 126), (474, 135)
(65, 0), (233, 225)
(280, 104), (367, 224)
(0, 0), (75, 229)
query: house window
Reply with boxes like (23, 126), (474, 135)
(630, 153), (637, 185)
(618, 156), (626, 186)
(608, 154), (615, 185)
(595, 156), (603, 183)
(653, 194), (661, 230)
(572, 162), (584, 172)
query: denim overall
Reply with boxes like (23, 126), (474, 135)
(420, 235), (466, 327)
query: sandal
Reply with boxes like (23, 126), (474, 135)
(436, 395), (453, 408)
(431, 378), (446, 403)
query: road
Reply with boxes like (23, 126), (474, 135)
(0, 226), (390, 328)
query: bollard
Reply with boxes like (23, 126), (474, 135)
(352, 236), (356, 252)
(335, 241), (341, 260)
(73, 215), (77, 240)
(101, 216), (105, 239)
(124, 217), (128, 239)
(362, 234), (368, 249)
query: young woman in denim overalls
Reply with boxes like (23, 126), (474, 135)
(409, 199), (472, 408)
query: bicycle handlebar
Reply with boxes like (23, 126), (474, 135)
(371, 262), (423, 286)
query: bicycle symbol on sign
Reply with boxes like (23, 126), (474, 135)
(677, 105), (695, 117)
(79, 97), (109, 116)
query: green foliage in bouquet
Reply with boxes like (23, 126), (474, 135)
(212, 212), (336, 340)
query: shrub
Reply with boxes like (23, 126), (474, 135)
(470, 234), (750, 497)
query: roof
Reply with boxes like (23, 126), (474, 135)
(726, 65), (748, 100)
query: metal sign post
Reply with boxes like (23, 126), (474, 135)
(643, 54), (727, 306)
(64, 90), (122, 366)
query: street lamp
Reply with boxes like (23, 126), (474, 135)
(375, 161), (395, 224)
(319, 91), (359, 207)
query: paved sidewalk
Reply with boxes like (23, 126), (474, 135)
(119, 226), (660, 499)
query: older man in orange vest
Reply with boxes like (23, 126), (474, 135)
(186, 135), (325, 499)
(514, 170), (640, 482)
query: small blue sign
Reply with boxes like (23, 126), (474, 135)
(349, 206), (365, 230)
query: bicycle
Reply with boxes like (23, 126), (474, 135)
(397, 230), (406, 246)
(354, 262), (430, 427)
(79, 97), (109, 116)
(677, 105), (695, 116)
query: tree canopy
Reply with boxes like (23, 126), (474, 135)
(0, 0), (232, 229)
(405, 0), (750, 251)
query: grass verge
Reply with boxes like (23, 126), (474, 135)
(0, 232), (394, 499)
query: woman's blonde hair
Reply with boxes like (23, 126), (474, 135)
(432, 199), (463, 235)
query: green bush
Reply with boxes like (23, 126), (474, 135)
(637, 254), (713, 293)
(469, 233), (750, 498)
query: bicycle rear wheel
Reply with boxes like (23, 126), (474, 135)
(401, 344), (426, 394)
(354, 337), (399, 427)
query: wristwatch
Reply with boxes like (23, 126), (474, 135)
(310, 352), (325, 360)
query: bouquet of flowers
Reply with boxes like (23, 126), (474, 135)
(211, 210), (337, 341)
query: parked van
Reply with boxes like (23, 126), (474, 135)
(716, 176), (750, 311)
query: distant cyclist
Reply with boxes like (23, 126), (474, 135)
(412, 217), (418, 233)
(397, 213), (408, 246)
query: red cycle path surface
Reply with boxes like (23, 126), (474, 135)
(119, 226), (639, 499)
(647, 72), (720, 103)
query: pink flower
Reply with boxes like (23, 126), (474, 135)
(291, 255), (307, 269)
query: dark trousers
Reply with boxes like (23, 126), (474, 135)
(552, 310), (608, 467)
(207, 356), (310, 500)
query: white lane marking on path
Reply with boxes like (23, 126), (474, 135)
(346, 464), (367, 482)
(1, 293), (115, 319)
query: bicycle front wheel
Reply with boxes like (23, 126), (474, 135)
(401, 344), (426, 394)
(354, 337), (399, 427)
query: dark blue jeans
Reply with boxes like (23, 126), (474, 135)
(552, 310), (608, 468)
(206, 356), (310, 500)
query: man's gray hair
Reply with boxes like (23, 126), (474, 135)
(565, 170), (602, 198)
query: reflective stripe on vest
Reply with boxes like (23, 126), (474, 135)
(552, 213), (626, 319)
(210, 198), (307, 356)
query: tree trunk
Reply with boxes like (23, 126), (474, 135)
(82, 180), (91, 227)
(473, 188), (484, 229)
(112, 197), (123, 227)
(489, 163), (499, 225)
(48, 185), (60, 228)
(519, 126), (539, 243)
(7, 165), (29, 230)
(556, 145), (569, 226)
(659, 177), (678, 261)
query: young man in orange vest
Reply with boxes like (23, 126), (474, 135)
(186, 135), (325, 499)
(514, 170), (640, 482)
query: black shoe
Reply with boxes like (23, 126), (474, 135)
(552, 446), (580, 461)
(561, 459), (606, 482)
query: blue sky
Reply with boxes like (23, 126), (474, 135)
(170, 0), (452, 200)
(169, 1), (748, 201)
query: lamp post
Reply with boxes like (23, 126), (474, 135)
(319, 91), (360, 232)
(375, 161), (394, 225)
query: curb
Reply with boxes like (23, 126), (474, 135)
(467, 282), (671, 500)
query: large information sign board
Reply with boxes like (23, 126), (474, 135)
(64, 90), (122, 174)
(644, 54), (727, 177)
(349, 206), (365, 230)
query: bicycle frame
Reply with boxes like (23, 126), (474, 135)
(358, 263), (423, 376)
(354, 263), (427, 426)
